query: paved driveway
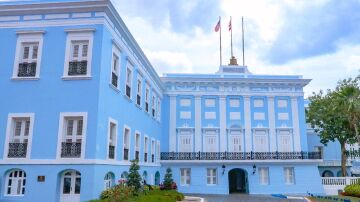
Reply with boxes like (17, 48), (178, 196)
(191, 194), (307, 202)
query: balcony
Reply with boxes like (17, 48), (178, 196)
(152, 154), (155, 163)
(61, 142), (81, 158)
(144, 153), (148, 162)
(124, 148), (129, 160)
(108, 145), (115, 159)
(126, 85), (131, 98)
(111, 73), (118, 87)
(135, 151), (139, 161)
(68, 61), (87, 75)
(160, 151), (322, 161)
(7, 143), (27, 158)
(18, 62), (36, 77)
(137, 95), (141, 106)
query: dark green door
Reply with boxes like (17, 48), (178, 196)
(228, 169), (248, 193)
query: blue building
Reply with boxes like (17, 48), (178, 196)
(0, 0), (346, 201)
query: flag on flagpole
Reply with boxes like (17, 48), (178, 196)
(214, 19), (220, 32)
(228, 18), (232, 31)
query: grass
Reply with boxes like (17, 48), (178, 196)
(307, 195), (360, 202)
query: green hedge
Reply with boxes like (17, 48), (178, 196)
(344, 184), (360, 197)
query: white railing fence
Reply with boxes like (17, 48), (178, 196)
(321, 177), (360, 195)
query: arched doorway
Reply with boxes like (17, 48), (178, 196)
(155, 171), (160, 185)
(60, 170), (81, 202)
(228, 168), (248, 193)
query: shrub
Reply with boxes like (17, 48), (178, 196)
(344, 184), (360, 197)
(127, 160), (142, 194)
(100, 184), (135, 202)
(163, 168), (174, 190)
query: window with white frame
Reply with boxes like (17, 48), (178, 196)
(108, 121), (117, 159)
(104, 172), (114, 190)
(110, 51), (120, 88)
(206, 168), (217, 185)
(254, 99), (264, 107)
(259, 167), (269, 185)
(205, 99), (216, 107)
(5, 169), (26, 196)
(278, 130), (292, 152)
(157, 98), (161, 121)
(277, 99), (288, 108)
(6, 114), (34, 159)
(13, 32), (44, 78)
(204, 134), (217, 152)
(145, 85), (150, 112)
(60, 116), (85, 158)
(284, 167), (295, 184)
(123, 128), (130, 161)
(156, 141), (160, 162)
(144, 136), (148, 162)
(179, 131), (192, 152)
(136, 77), (142, 106)
(180, 98), (191, 107)
(151, 140), (155, 163)
(152, 95), (156, 117)
(125, 67), (132, 98)
(254, 130), (268, 152)
(229, 131), (242, 152)
(64, 30), (93, 78)
(135, 133), (140, 161)
(229, 99), (240, 107)
(180, 168), (191, 185)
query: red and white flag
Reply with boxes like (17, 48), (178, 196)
(228, 18), (232, 31)
(214, 19), (220, 32)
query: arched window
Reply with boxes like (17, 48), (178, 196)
(337, 170), (348, 177)
(322, 170), (334, 177)
(120, 171), (128, 184)
(5, 169), (26, 196)
(104, 172), (114, 190)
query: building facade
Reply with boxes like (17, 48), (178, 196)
(0, 0), (344, 201)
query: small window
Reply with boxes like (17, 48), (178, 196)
(152, 95), (156, 117)
(110, 53), (119, 88)
(68, 40), (89, 76)
(277, 99), (288, 108)
(104, 173), (114, 190)
(6, 169), (26, 196)
(136, 78), (142, 106)
(144, 137), (148, 162)
(7, 117), (31, 158)
(206, 168), (217, 185)
(180, 99), (191, 107)
(123, 128), (130, 161)
(151, 140), (155, 163)
(125, 68), (132, 98)
(284, 167), (295, 185)
(61, 116), (84, 158)
(135, 133), (140, 161)
(254, 99), (264, 108)
(259, 167), (269, 185)
(108, 122), (117, 159)
(229, 99), (240, 107)
(145, 85), (150, 112)
(205, 99), (215, 107)
(180, 168), (191, 185)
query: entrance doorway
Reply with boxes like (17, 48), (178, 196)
(228, 168), (248, 193)
(60, 170), (81, 202)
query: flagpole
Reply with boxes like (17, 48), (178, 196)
(230, 16), (233, 57)
(242, 16), (245, 66)
(219, 16), (222, 66)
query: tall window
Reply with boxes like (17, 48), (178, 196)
(278, 130), (292, 152)
(151, 140), (155, 163)
(156, 141), (160, 162)
(145, 86), (150, 112)
(5, 169), (26, 196)
(254, 130), (268, 152)
(7, 117), (31, 158)
(206, 168), (217, 185)
(111, 53), (119, 88)
(136, 78), (142, 106)
(152, 95), (156, 117)
(259, 167), (269, 185)
(229, 131), (242, 152)
(144, 137), (148, 162)
(157, 98), (161, 121)
(180, 168), (191, 185)
(179, 131), (192, 152)
(104, 173), (114, 190)
(61, 116), (84, 158)
(204, 135), (217, 152)
(125, 67), (132, 98)
(64, 30), (93, 78)
(284, 167), (295, 185)
(123, 128), (130, 161)
(108, 122), (117, 159)
(68, 40), (89, 76)
(135, 133), (140, 161)
(13, 32), (43, 79)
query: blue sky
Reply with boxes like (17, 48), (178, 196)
(114, 0), (359, 96)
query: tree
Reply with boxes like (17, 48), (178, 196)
(307, 75), (360, 176)
(127, 160), (142, 194)
(163, 167), (174, 189)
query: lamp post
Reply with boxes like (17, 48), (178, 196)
(222, 164), (226, 175)
(252, 164), (256, 175)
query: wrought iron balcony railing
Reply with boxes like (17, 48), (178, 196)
(144, 152), (148, 162)
(8, 143), (27, 158)
(126, 85), (131, 98)
(135, 151), (139, 161)
(18, 62), (36, 77)
(152, 154), (155, 163)
(111, 73), (118, 87)
(68, 61), (87, 75)
(124, 148), (129, 160)
(160, 151), (322, 161)
(61, 142), (81, 158)
(108, 145), (115, 159)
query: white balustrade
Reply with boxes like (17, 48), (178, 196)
(321, 177), (360, 195)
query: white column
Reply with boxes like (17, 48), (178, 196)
(291, 96), (301, 151)
(194, 96), (202, 152)
(219, 96), (227, 152)
(169, 95), (177, 152)
(244, 96), (252, 152)
(267, 96), (277, 151)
